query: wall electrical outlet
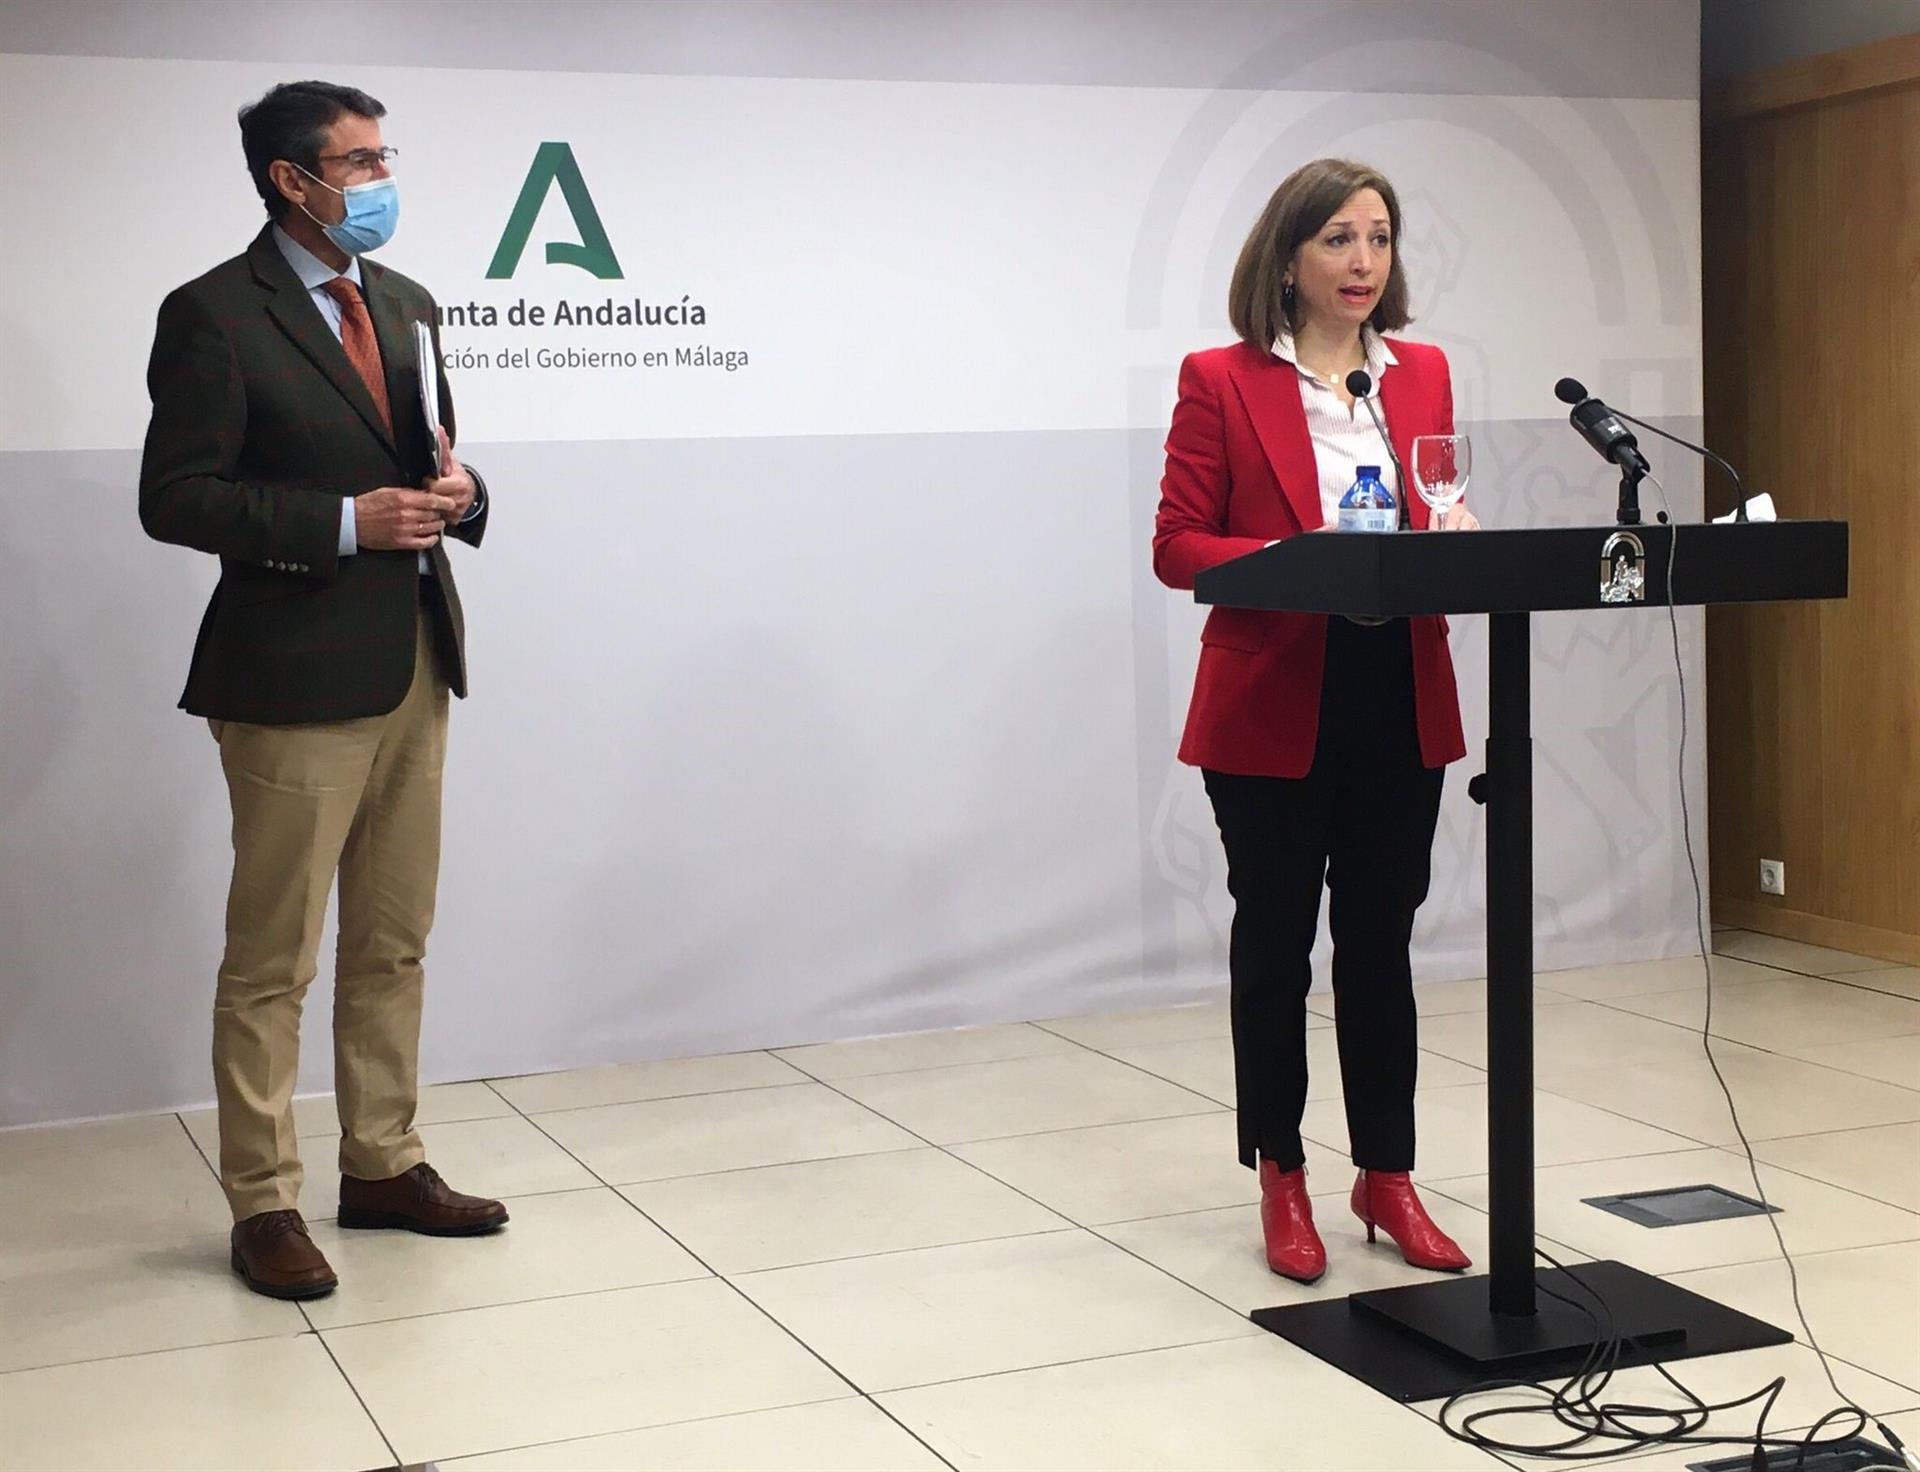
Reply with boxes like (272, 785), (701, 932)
(1758, 859), (1786, 896)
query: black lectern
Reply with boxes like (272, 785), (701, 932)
(1194, 521), (1849, 1401)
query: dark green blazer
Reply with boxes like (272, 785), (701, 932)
(139, 224), (489, 724)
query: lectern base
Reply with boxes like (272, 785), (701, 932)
(1250, 1260), (1793, 1402)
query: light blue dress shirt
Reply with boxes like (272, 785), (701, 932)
(271, 228), (480, 570)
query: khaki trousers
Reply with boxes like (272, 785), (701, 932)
(210, 609), (447, 1220)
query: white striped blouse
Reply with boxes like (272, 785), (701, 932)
(1271, 328), (1400, 527)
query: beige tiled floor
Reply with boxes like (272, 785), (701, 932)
(531, 1080), (921, 1183)
(775, 1021), (1080, 1079)
(1669, 1241), (1920, 1392)
(0, 1334), (392, 1472)
(730, 1230), (1259, 1393)
(622, 1147), (1070, 1273)
(300, 1187), (710, 1330)
(486, 1050), (808, 1114)
(1786, 1030), (1920, 1089)
(1751, 1121), (1920, 1213)
(4, 944), (1918, 1470)
(1710, 928), (1902, 976)
(1836, 965), (1920, 1001)
(1608, 972), (1920, 1052)
(827, 1049), (1220, 1144)
(439, 1399), (951, 1470)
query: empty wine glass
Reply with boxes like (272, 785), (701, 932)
(1412, 434), (1470, 523)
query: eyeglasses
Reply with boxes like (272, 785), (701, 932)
(314, 146), (399, 174)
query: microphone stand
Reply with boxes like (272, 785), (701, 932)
(1345, 370), (1410, 529)
(1617, 464), (1644, 527)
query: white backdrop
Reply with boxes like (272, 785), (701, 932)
(0, 0), (1706, 1127)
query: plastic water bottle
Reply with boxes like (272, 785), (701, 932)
(1337, 464), (1398, 533)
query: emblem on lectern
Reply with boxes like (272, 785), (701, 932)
(1600, 531), (1647, 604)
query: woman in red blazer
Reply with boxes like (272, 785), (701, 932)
(1154, 158), (1477, 1283)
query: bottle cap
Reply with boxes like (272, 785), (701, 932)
(1357, 465), (1381, 478)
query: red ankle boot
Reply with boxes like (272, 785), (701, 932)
(1258, 1160), (1327, 1282)
(1350, 1171), (1471, 1272)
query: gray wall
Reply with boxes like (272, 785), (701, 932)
(1703, 0), (1920, 80)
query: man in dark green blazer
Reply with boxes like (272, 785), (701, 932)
(141, 80), (507, 1300)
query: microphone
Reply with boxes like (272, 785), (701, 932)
(1346, 370), (1409, 528)
(1554, 378), (1652, 480)
(1599, 396), (1751, 522)
(1555, 377), (1750, 523)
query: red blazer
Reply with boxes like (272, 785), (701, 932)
(1153, 338), (1468, 778)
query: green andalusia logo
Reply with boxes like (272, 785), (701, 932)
(487, 142), (623, 280)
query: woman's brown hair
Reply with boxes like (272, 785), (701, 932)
(1227, 158), (1412, 350)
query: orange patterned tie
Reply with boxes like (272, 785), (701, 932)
(320, 277), (393, 436)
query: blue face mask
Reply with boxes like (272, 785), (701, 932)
(297, 167), (399, 255)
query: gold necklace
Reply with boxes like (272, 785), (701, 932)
(1297, 347), (1365, 385)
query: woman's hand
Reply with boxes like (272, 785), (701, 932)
(1434, 505), (1480, 531)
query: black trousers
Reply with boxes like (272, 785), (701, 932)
(1203, 617), (1445, 1174)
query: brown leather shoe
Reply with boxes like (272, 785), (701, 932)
(337, 1162), (509, 1236)
(230, 1210), (338, 1300)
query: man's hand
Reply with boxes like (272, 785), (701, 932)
(354, 487), (457, 550)
(1435, 504), (1481, 532)
(426, 425), (476, 524)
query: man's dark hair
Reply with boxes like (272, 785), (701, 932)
(238, 81), (387, 220)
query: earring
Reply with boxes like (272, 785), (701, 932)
(1281, 279), (1296, 304)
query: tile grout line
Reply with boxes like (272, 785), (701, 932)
(607, 1142), (939, 1187)
(1657, 1232), (1920, 1279)
(0, 1325), (319, 1381)
(1710, 944), (1912, 985)
(406, 1394), (873, 1470)
(1580, 988), (1920, 1064)
(868, 1328), (1277, 1398)
(1819, 972), (1920, 1003)
(1413, 998), (1920, 1133)
(1730, 1154), (1920, 1220)
(483, 1076), (832, 1120)
(304, 1272), (720, 1335)
(486, 1057), (965, 1472)
(172, 1108), (225, 1188)
(1516, 1086), (1729, 1156)
(777, 1023), (1111, 1079)
(1027, 1014), (1226, 1050)
(1573, 967), (1920, 1082)
(302, 1296), (404, 1470)
(712, 1225), (1081, 1279)
(827, 1043), (1226, 1123)
(833, 1105), (1235, 1150)
(1515, 1082), (1920, 1154)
